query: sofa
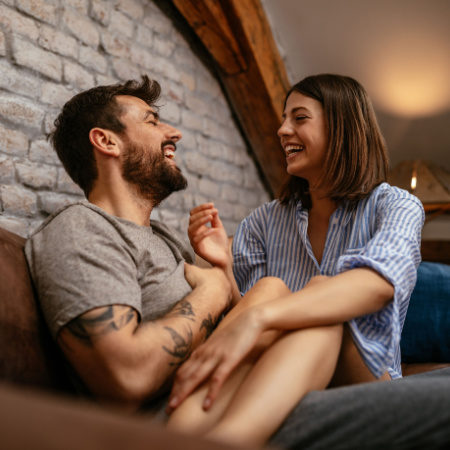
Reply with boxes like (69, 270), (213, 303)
(1, 225), (449, 448)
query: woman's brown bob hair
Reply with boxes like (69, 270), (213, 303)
(278, 74), (389, 208)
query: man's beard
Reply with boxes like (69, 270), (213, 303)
(121, 141), (187, 206)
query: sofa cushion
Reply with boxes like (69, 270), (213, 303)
(0, 227), (72, 393)
(401, 261), (450, 363)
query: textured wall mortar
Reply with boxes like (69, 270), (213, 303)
(0, 0), (270, 238)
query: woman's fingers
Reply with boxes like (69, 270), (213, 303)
(168, 351), (221, 411)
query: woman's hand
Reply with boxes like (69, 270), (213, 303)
(188, 203), (231, 269)
(167, 309), (264, 412)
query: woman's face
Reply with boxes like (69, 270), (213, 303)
(277, 91), (329, 187)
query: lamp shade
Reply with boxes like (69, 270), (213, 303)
(388, 160), (450, 204)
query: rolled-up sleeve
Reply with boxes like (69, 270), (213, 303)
(337, 188), (425, 378)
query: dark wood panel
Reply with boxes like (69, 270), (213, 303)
(421, 240), (450, 265)
(171, 0), (291, 195)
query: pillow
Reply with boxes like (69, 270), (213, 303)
(401, 261), (450, 363)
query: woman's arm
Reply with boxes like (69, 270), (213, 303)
(188, 203), (241, 305)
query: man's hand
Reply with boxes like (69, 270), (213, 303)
(188, 203), (231, 269)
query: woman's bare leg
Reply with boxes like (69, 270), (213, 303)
(167, 276), (291, 434)
(329, 324), (391, 386)
(204, 323), (343, 447)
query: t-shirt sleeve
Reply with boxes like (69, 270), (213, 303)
(232, 205), (268, 295)
(336, 187), (425, 377)
(26, 207), (142, 339)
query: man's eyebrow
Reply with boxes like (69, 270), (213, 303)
(143, 109), (159, 121)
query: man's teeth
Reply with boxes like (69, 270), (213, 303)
(285, 145), (304, 155)
(164, 149), (175, 159)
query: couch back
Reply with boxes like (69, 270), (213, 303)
(0, 227), (72, 393)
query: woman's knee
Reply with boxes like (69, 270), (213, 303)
(305, 275), (330, 288)
(253, 276), (291, 296)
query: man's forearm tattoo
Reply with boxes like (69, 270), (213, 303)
(163, 326), (193, 366)
(65, 305), (136, 346)
(200, 313), (215, 340)
(167, 299), (195, 322)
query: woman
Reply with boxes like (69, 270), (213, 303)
(166, 74), (424, 446)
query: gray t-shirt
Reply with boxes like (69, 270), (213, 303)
(25, 201), (195, 340)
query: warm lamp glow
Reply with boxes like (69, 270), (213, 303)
(366, 33), (450, 118)
(410, 172), (417, 191)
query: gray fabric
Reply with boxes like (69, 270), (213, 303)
(270, 368), (450, 449)
(25, 201), (195, 339)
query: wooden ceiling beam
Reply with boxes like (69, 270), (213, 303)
(171, 0), (291, 195)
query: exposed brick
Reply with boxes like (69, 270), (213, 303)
(177, 128), (196, 151)
(1, 184), (37, 217)
(0, 92), (44, 133)
(116, 0), (144, 20)
(0, 4), (39, 41)
(198, 177), (220, 197)
(101, 31), (131, 58)
(57, 168), (83, 195)
(0, 30), (6, 56)
(136, 24), (153, 48)
(0, 215), (29, 238)
(16, 162), (57, 189)
(165, 82), (184, 103)
(0, 59), (41, 99)
(29, 139), (60, 165)
(220, 184), (240, 203)
(0, 157), (15, 183)
(111, 57), (141, 81)
(38, 191), (80, 215)
(62, 9), (99, 47)
(95, 74), (119, 86)
(197, 72), (222, 99)
(144, 4), (172, 35)
(16, 0), (57, 25)
(65, 0), (88, 14)
(39, 25), (79, 59)
(180, 71), (196, 91)
(184, 152), (209, 174)
(79, 44), (108, 73)
(0, 125), (28, 157)
(41, 82), (74, 108)
(90, 0), (110, 26)
(154, 35), (175, 57)
(150, 54), (180, 82)
(202, 116), (224, 139)
(185, 93), (210, 116)
(181, 109), (203, 132)
(12, 35), (62, 82)
(109, 9), (134, 39)
(64, 60), (95, 90)
(160, 100), (180, 124)
(130, 44), (154, 69)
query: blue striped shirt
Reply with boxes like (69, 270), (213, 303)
(232, 183), (424, 379)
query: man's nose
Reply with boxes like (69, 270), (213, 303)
(162, 123), (182, 143)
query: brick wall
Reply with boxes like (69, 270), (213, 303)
(0, 0), (271, 238)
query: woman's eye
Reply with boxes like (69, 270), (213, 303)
(295, 116), (306, 121)
(148, 121), (157, 126)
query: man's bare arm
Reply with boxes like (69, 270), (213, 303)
(57, 265), (231, 410)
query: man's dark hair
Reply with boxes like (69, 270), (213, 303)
(278, 74), (389, 208)
(49, 76), (161, 197)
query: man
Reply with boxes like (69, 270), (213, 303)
(26, 77), (450, 449)
(25, 76), (233, 412)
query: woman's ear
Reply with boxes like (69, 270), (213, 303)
(89, 128), (121, 157)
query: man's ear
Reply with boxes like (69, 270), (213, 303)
(89, 128), (121, 157)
